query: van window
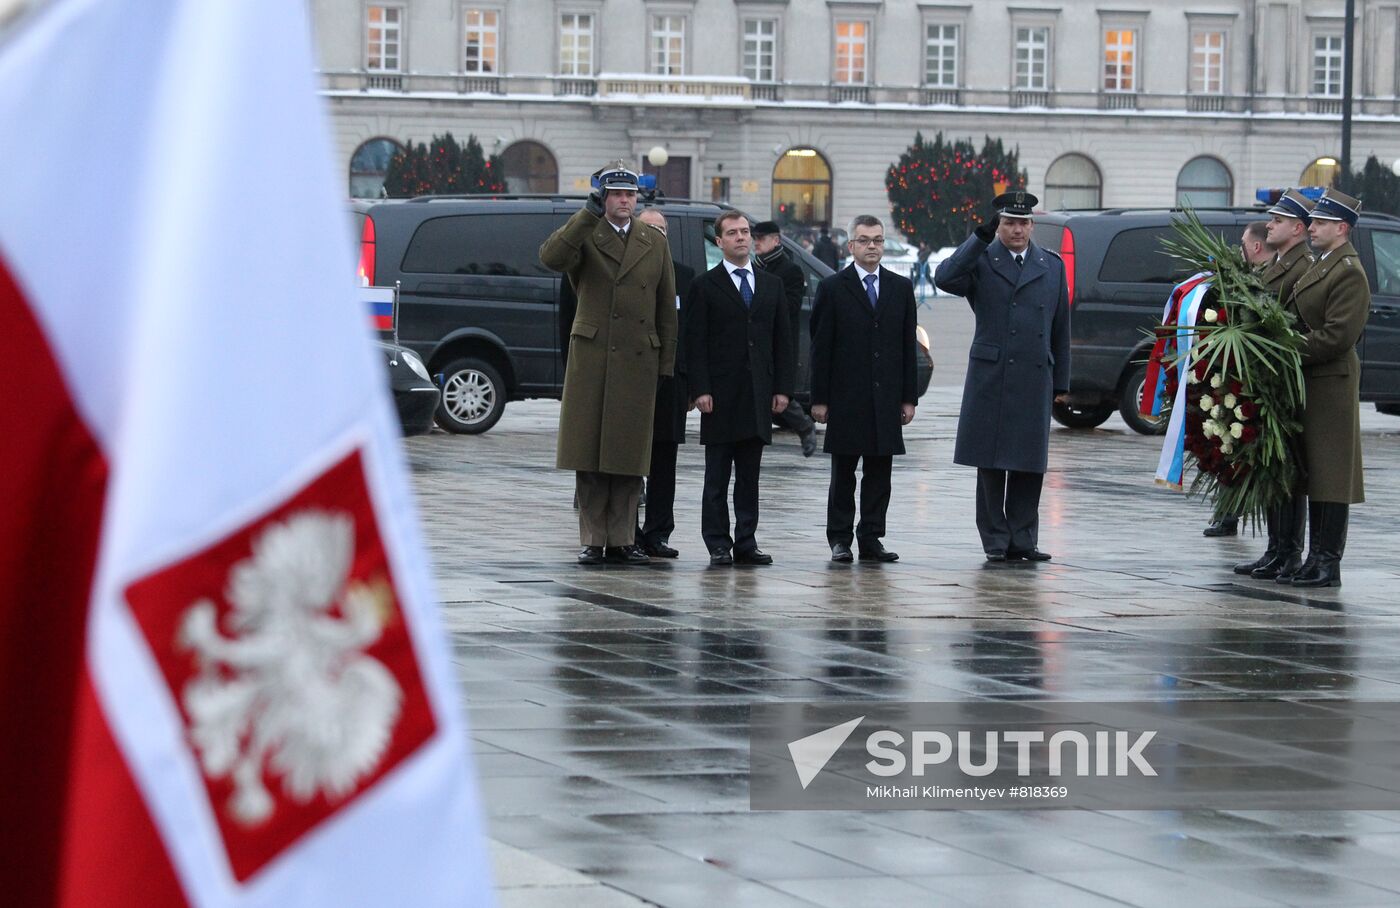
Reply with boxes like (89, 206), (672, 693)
(1031, 223), (1061, 253)
(1098, 226), (1195, 284)
(701, 219), (726, 271)
(1372, 230), (1400, 296)
(401, 214), (557, 276)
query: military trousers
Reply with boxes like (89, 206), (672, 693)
(576, 471), (642, 547)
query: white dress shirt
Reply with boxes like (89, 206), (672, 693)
(723, 257), (755, 296)
(853, 262), (879, 298)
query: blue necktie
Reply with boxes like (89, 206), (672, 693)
(736, 268), (753, 307)
(864, 273), (878, 309)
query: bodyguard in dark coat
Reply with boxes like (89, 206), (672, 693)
(810, 214), (919, 562)
(685, 211), (794, 565)
(753, 220), (818, 457)
(634, 208), (693, 558)
(1285, 189), (1369, 588)
(935, 191), (1070, 562)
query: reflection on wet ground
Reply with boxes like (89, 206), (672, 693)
(416, 389), (1400, 907)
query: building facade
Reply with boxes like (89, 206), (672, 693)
(314, 0), (1400, 236)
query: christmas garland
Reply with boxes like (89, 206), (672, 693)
(1157, 210), (1307, 524)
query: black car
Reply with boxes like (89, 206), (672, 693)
(1030, 207), (1400, 434)
(378, 341), (440, 436)
(353, 195), (934, 434)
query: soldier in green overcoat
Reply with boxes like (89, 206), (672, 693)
(1233, 192), (1315, 580)
(539, 162), (678, 565)
(1285, 189), (1369, 588)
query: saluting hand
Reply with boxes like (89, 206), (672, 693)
(771, 394), (789, 414)
(974, 218), (998, 244)
(811, 404), (828, 424)
(900, 403), (915, 425)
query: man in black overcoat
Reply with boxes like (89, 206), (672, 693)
(935, 191), (1070, 562)
(809, 214), (919, 563)
(685, 212), (795, 565)
(634, 208), (694, 558)
(752, 220), (818, 457)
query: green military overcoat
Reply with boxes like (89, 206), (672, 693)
(1287, 241), (1368, 503)
(540, 207), (677, 476)
(1261, 240), (1313, 301)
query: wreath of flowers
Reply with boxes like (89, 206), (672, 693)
(1159, 210), (1307, 523)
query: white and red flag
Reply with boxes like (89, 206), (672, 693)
(0, 1), (492, 905)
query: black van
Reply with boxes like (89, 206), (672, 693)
(1030, 207), (1400, 434)
(354, 195), (934, 433)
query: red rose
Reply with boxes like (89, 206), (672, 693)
(1237, 401), (1258, 420)
(1229, 380), (1243, 396)
(1193, 359), (1209, 381)
(1239, 425), (1258, 444)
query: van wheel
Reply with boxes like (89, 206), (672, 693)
(1052, 400), (1114, 429)
(1119, 362), (1169, 436)
(436, 357), (506, 434)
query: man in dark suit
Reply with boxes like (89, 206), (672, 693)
(935, 191), (1070, 563)
(685, 211), (795, 565)
(810, 214), (919, 563)
(633, 207), (694, 558)
(752, 220), (818, 457)
(812, 225), (839, 270)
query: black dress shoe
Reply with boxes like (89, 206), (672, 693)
(830, 543), (854, 563)
(985, 551), (1007, 563)
(858, 542), (899, 562)
(1202, 517), (1239, 537)
(577, 545), (605, 565)
(1008, 548), (1053, 562)
(642, 540), (679, 558)
(605, 545), (650, 565)
(709, 547), (733, 566)
(733, 548), (773, 565)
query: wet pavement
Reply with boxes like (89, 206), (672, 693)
(415, 302), (1400, 907)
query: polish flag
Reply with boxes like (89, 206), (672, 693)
(0, 1), (492, 906)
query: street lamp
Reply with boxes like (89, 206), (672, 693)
(647, 146), (669, 167)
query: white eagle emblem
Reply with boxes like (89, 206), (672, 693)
(177, 509), (403, 826)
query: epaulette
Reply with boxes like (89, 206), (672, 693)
(1040, 248), (1062, 261)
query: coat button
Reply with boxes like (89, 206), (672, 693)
(613, 313), (619, 318)
(611, 346), (617, 351)
(1011, 329), (1017, 335)
(874, 352), (881, 358)
(1009, 358), (1016, 364)
(874, 321), (880, 327)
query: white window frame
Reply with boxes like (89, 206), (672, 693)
(462, 7), (500, 75)
(1014, 25), (1050, 91)
(1312, 32), (1343, 96)
(1189, 29), (1226, 94)
(558, 11), (595, 76)
(365, 5), (404, 73)
(833, 18), (871, 85)
(650, 14), (687, 76)
(1102, 27), (1138, 93)
(741, 17), (778, 83)
(924, 22), (960, 88)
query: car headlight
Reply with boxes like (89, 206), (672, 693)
(400, 348), (431, 381)
(915, 325), (930, 351)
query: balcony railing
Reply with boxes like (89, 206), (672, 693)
(316, 71), (1400, 118)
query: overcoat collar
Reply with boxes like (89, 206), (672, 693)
(989, 239), (1046, 290)
(706, 260), (757, 313)
(840, 263), (892, 317)
(1290, 240), (1359, 299)
(593, 216), (655, 279)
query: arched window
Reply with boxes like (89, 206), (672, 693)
(771, 147), (833, 231)
(500, 140), (559, 193)
(1301, 156), (1340, 188)
(1044, 153), (1102, 209)
(1176, 156), (1232, 207)
(349, 137), (404, 199)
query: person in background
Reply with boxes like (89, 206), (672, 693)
(752, 220), (818, 457)
(812, 224), (839, 270)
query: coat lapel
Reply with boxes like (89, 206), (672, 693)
(1016, 242), (1049, 290)
(988, 241), (1022, 287)
(842, 265), (877, 317)
(617, 217), (654, 279)
(594, 219), (626, 267)
(708, 262), (748, 312)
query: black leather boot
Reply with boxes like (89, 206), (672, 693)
(1276, 499), (1318, 584)
(1235, 508), (1280, 575)
(1293, 502), (1348, 588)
(1251, 495), (1305, 579)
(1204, 516), (1239, 537)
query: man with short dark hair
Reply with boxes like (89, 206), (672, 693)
(812, 225), (839, 270)
(540, 161), (677, 566)
(686, 211), (794, 565)
(752, 220), (818, 457)
(935, 191), (1070, 563)
(810, 214), (919, 563)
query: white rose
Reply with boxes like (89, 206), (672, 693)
(1209, 374), (1224, 389)
(1230, 422), (1244, 439)
(1203, 308), (1219, 324)
(1234, 405), (1246, 421)
(1199, 395), (1213, 411)
(1202, 422), (1217, 438)
(1210, 405), (1223, 419)
(1220, 442), (1234, 455)
(1223, 393), (1237, 409)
